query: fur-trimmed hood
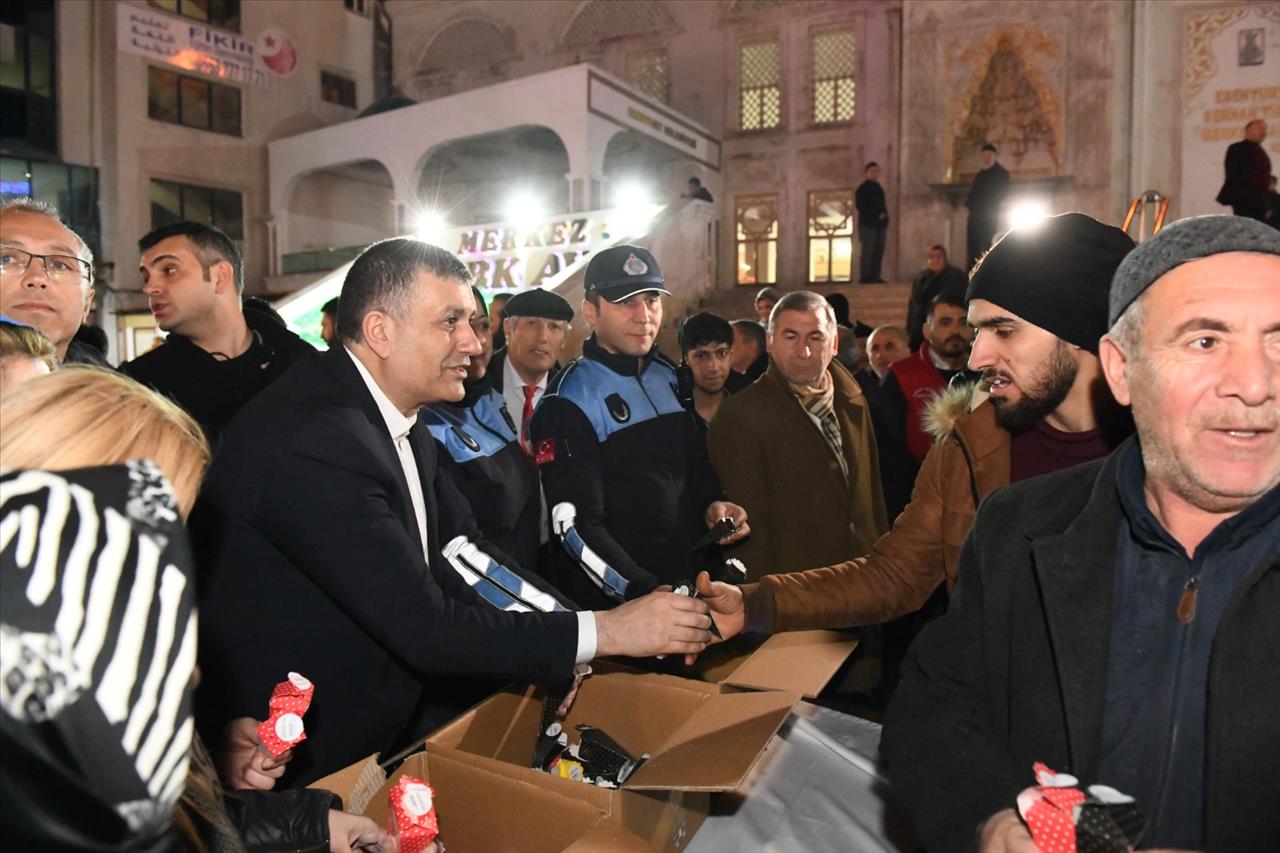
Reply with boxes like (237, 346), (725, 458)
(923, 382), (990, 443)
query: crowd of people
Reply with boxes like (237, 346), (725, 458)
(1, 184), (1278, 853)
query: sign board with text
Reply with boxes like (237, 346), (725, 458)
(117, 4), (298, 88)
(588, 72), (721, 171)
(1181, 5), (1280, 216)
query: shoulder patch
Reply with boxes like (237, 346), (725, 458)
(605, 393), (630, 424)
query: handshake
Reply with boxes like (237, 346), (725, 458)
(592, 500), (752, 662)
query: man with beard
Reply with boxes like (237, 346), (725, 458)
(882, 215), (1280, 852)
(693, 213), (1135, 660)
(884, 293), (980, 462)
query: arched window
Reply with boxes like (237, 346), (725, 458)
(561, 0), (674, 48)
(418, 17), (515, 75)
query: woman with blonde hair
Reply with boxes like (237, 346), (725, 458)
(0, 367), (393, 852)
(0, 365), (209, 515)
(0, 317), (59, 396)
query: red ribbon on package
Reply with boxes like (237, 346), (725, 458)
(1015, 762), (1145, 853)
(256, 672), (313, 758)
(388, 775), (440, 853)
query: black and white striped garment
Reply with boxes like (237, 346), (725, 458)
(1, 462), (197, 849)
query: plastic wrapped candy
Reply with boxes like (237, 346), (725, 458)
(256, 672), (313, 757)
(537, 723), (647, 788)
(388, 775), (440, 853)
(1016, 762), (1145, 853)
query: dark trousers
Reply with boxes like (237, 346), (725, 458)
(966, 213), (999, 272)
(858, 225), (886, 282)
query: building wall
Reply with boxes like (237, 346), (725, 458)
(62, 0), (378, 310)
(386, 0), (902, 288)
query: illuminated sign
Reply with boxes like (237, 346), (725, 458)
(116, 5), (297, 87)
(587, 72), (721, 171)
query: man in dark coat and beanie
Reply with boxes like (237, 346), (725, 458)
(881, 216), (1280, 852)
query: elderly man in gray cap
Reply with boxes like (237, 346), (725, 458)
(879, 215), (1280, 853)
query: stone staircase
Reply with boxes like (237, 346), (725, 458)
(690, 281), (913, 330)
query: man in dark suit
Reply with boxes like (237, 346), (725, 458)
(965, 143), (1010, 272)
(1216, 118), (1271, 221)
(192, 239), (713, 784)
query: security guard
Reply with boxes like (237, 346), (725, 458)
(530, 245), (750, 611)
(422, 287), (548, 582)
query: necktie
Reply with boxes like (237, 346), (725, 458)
(521, 385), (537, 456)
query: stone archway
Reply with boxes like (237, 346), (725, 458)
(282, 159), (396, 273)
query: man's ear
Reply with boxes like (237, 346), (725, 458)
(581, 298), (599, 328)
(211, 260), (236, 295)
(361, 310), (395, 360)
(80, 287), (95, 324)
(1098, 335), (1132, 406)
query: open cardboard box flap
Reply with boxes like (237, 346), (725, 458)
(429, 668), (800, 793)
(689, 629), (859, 698)
(309, 754), (385, 815)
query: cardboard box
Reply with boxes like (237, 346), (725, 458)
(683, 629), (860, 698)
(314, 749), (625, 851)
(425, 668), (801, 852)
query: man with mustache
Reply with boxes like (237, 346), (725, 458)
(531, 244), (749, 611)
(193, 239), (715, 783)
(695, 213), (1134, 663)
(883, 215), (1280, 851)
(883, 293), (980, 462)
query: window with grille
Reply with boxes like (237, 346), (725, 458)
(808, 189), (854, 283)
(627, 50), (668, 103)
(321, 70), (357, 108)
(736, 194), (778, 285)
(147, 65), (241, 136)
(811, 28), (855, 124)
(739, 38), (781, 131)
(150, 179), (244, 248)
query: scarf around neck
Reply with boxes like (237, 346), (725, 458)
(786, 368), (848, 481)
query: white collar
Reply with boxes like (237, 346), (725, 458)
(346, 347), (417, 442)
(505, 354), (546, 392)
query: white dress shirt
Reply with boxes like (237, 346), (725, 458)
(346, 349), (596, 663)
(502, 355), (547, 427)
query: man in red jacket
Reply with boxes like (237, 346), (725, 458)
(883, 293), (978, 461)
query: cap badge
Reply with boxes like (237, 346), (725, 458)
(622, 253), (648, 276)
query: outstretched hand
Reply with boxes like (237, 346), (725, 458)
(684, 571), (746, 665)
(705, 501), (750, 545)
(217, 716), (292, 791)
(595, 591), (713, 658)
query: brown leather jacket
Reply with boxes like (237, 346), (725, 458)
(746, 383), (1010, 631)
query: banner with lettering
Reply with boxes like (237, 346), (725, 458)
(117, 4), (298, 88)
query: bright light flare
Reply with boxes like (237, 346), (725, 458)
(505, 192), (545, 235)
(413, 209), (448, 244)
(1006, 199), (1051, 232)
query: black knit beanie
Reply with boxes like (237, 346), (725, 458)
(966, 212), (1135, 353)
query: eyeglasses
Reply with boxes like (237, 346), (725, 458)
(0, 247), (93, 284)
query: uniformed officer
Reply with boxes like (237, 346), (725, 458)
(421, 287), (549, 583)
(530, 245), (750, 610)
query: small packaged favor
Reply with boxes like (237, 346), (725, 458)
(388, 775), (440, 853)
(256, 672), (313, 757)
(1015, 762), (1145, 853)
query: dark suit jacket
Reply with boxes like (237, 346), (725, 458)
(192, 348), (577, 783)
(1216, 138), (1271, 216)
(881, 445), (1280, 852)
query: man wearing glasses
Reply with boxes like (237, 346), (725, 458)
(0, 199), (98, 364)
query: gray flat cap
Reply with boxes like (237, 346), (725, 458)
(1109, 215), (1280, 327)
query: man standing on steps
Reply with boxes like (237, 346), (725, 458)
(965, 143), (1010, 272)
(856, 162), (890, 283)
